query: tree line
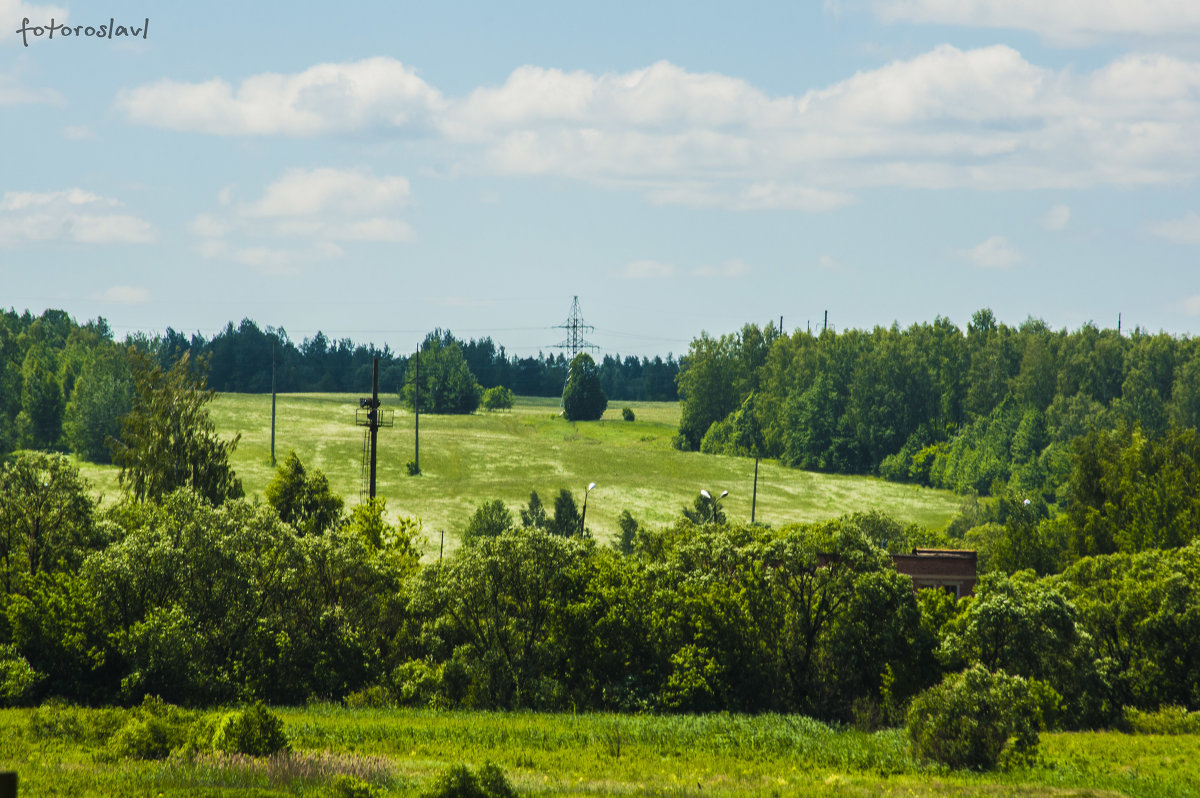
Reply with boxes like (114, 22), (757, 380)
(2, 445), (1195, 734)
(0, 309), (679, 462)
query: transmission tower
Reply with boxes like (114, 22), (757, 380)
(552, 296), (599, 360)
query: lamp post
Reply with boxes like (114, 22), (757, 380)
(579, 481), (597, 536)
(699, 489), (727, 524)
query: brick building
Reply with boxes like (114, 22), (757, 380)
(891, 548), (977, 598)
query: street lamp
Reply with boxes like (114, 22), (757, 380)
(700, 489), (727, 524)
(579, 481), (597, 536)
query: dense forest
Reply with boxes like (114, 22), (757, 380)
(0, 308), (679, 461)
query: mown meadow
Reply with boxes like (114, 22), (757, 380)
(75, 394), (961, 550)
(3, 705), (1199, 798)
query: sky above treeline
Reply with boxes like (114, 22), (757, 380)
(4, 0), (1200, 358)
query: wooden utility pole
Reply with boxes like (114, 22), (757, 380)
(752, 457), (759, 524)
(368, 358), (380, 499)
(270, 341), (277, 466)
(414, 345), (420, 473)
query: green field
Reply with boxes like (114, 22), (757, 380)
(76, 394), (961, 551)
(2, 705), (1197, 797)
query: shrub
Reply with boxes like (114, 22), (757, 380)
(906, 665), (1041, 770)
(482, 386), (515, 411)
(407, 460), (421, 476)
(327, 774), (382, 798)
(422, 762), (516, 798)
(622, 407), (635, 422)
(109, 696), (197, 759)
(211, 702), (290, 757)
(0, 646), (44, 705)
(344, 685), (395, 710)
(1126, 705), (1200, 735)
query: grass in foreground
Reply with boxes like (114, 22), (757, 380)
(2, 706), (1198, 797)
(75, 394), (962, 551)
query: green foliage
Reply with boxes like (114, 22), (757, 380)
(403, 334), (482, 415)
(112, 351), (243, 505)
(1125, 705), (1200, 735)
(462, 499), (514, 544)
(615, 510), (639, 555)
(211, 702), (290, 757)
(482, 386), (515, 411)
(407, 459), (422, 476)
(907, 665), (1043, 770)
(621, 407), (635, 422)
(423, 762), (516, 798)
(0, 644), (43, 705)
(343, 685), (396, 710)
(0, 452), (102, 594)
(562, 353), (607, 421)
(327, 774), (383, 798)
(62, 344), (133, 463)
(108, 697), (197, 760)
(265, 451), (344, 535)
(17, 343), (65, 450)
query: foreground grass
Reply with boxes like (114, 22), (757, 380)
(2, 706), (1197, 797)
(76, 394), (961, 551)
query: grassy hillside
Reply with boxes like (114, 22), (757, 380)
(77, 394), (961, 550)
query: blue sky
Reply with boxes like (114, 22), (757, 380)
(4, 0), (1200, 358)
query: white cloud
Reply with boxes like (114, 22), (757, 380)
(1147, 212), (1200, 245)
(0, 188), (153, 245)
(959, 235), (1022, 268)
(620, 259), (677, 279)
(118, 49), (1200, 206)
(115, 57), (444, 136)
(3, 1), (68, 45)
(245, 168), (410, 218)
(818, 255), (844, 271)
(1044, 203), (1070, 231)
(191, 167), (413, 271)
(1184, 295), (1200, 316)
(93, 285), (149, 304)
(875, 0), (1200, 45)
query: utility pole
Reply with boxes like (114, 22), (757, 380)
(751, 457), (759, 524)
(355, 357), (392, 500)
(270, 340), (277, 466)
(824, 310), (828, 332)
(414, 345), (420, 473)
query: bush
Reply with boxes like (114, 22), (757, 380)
(344, 685), (395, 710)
(327, 774), (382, 798)
(482, 386), (515, 411)
(109, 696), (197, 759)
(1126, 705), (1200, 735)
(422, 762), (516, 798)
(906, 665), (1042, 770)
(622, 407), (635, 422)
(211, 702), (290, 757)
(407, 460), (421, 476)
(562, 354), (606, 421)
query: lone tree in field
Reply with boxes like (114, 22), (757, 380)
(112, 351), (243, 505)
(402, 333), (482, 414)
(562, 353), (607, 421)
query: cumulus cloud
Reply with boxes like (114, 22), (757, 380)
(1147, 212), (1200, 245)
(191, 167), (413, 272)
(115, 57), (444, 136)
(93, 285), (149, 304)
(959, 235), (1023, 268)
(875, 0), (1200, 45)
(1044, 203), (1070, 230)
(118, 48), (1200, 207)
(1184, 295), (1200, 316)
(694, 259), (751, 278)
(0, 188), (154, 245)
